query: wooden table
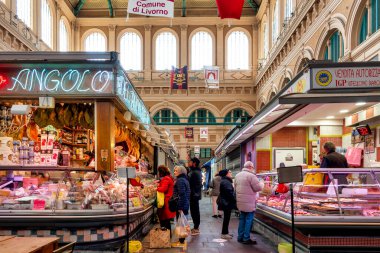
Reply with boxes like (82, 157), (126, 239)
(0, 237), (59, 253)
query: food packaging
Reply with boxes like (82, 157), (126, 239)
(47, 131), (55, 150)
(33, 199), (46, 210)
(51, 149), (59, 166)
(41, 131), (48, 151)
(46, 150), (52, 166)
(23, 177), (39, 188)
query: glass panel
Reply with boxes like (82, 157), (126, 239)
(16, 0), (31, 27)
(172, 111), (180, 123)
(41, 0), (52, 47)
(161, 109), (170, 123)
(155, 32), (177, 70)
(227, 31), (249, 70)
(153, 112), (160, 123)
(59, 19), (68, 52)
(272, 0), (279, 44)
(191, 31), (213, 70)
(84, 32), (106, 52)
(189, 111), (196, 123)
(285, 0), (293, 20)
(263, 24), (269, 58)
(120, 32), (142, 71)
(359, 9), (368, 44)
(197, 109), (206, 123)
(371, 0), (380, 33)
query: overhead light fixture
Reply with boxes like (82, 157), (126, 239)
(326, 116), (335, 119)
(356, 102), (366, 106)
(255, 104), (281, 124)
(339, 109), (349, 113)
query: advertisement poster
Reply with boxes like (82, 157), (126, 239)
(365, 130), (376, 154)
(185, 127), (194, 139)
(200, 127), (208, 139)
(204, 66), (219, 88)
(170, 66), (188, 89)
(128, 0), (174, 18)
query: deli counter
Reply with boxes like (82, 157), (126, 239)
(255, 168), (380, 252)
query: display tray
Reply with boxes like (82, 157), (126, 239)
(257, 203), (380, 226)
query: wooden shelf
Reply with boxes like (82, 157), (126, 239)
(61, 141), (87, 147)
(63, 126), (89, 132)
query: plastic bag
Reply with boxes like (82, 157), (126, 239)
(174, 211), (190, 239)
(157, 191), (165, 208)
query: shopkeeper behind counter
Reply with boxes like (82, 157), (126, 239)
(84, 151), (95, 168)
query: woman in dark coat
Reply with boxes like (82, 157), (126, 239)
(218, 169), (236, 239)
(157, 165), (176, 231)
(173, 165), (190, 216)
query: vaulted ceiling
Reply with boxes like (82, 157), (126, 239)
(65, 0), (261, 18)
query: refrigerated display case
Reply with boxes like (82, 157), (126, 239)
(255, 168), (380, 252)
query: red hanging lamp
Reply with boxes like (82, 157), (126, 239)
(216, 0), (245, 20)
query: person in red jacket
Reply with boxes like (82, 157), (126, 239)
(157, 165), (176, 234)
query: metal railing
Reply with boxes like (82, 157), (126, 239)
(154, 116), (251, 125)
(0, 3), (50, 51)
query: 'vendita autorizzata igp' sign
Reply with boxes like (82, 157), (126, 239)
(312, 66), (380, 89)
(128, 0), (174, 18)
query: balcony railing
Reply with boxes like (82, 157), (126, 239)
(0, 3), (50, 51)
(154, 116), (251, 126)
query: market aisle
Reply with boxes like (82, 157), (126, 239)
(143, 196), (276, 253)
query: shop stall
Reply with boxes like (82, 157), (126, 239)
(0, 52), (165, 250)
(215, 61), (380, 252)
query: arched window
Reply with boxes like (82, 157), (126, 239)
(155, 31), (177, 70)
(272, 0), (279, 44)
(41, 0), (52, 47)
(120, 32), (142, 71)
(263, 24), (269, 58)
(371, 0), (380, 34)
(153, 109), (179, 124)
(227, 31), (249, 70)
(191, 31), (213, 70)
(359, 8), (368, 44)
(84, 32), (106, 52)
(323, 31), (344, 62)
(285, 0), (293, 20)
(59, 19), (69, 51)
(224, 109), (250, 123)
(16, 0), (31, 27)
(189, 109), (216, 124)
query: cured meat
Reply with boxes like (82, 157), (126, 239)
(63, 105), (72, 127)
(57, 104), (65, 127)
(26, 120), (39, 142)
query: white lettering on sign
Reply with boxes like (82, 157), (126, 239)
(8, 68), (112, 93)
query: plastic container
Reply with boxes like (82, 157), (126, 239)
(128, 241), (142, 253)
(278, 242), (293, 253)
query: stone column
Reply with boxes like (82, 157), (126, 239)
(367, 0), (371, 37)
(252, 23), (258, 79)
(73, 21), (80, 51)
(34, 0), (41, 39)
(216, 24), (224, 80)
(108, 25), (116, 51)
(180, 24), (188, 67)
(144, 25), (152, 80)
(55, 6), (61, 51)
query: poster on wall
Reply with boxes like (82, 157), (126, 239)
(170, 66), (188, 89)
(273, 148), (305, 169)
(200, 127), (208, 139)
(351, 129), (365, 144)
(204, 66), (220, 89)
(365, 130), (376, 154)
(185, 127), (193, 139)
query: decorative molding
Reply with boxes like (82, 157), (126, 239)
(180, 24), (188, 31)
(144, 25), (152, 31)
(216, 24), (224, 31)
(108, 25), (116, 32)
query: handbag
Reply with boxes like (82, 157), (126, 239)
(168, 194), (179, 212)
(157, 191), (165, 208)
(149, 227), (171, 248)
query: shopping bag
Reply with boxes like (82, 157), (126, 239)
(168, 194), (179, 212)
(303, 173), (324, 185)
(175, 210), (190, 239)
(345, 147), (363, 167)
(157, 191), (165, 208)
(149, 227), (171, 248)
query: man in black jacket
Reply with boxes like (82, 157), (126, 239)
(188, 157), (202, 236)
(320, 142), (349, 193)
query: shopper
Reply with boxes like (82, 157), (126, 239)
(234, 161), (264, 245)
(320, 142), (349, 192)
(209, 172), (222, 218)
(173, 165), (191, 216)
(157, 165), (176, 233)
(188, 157), (202, 236)
(218, 169), (236, 239)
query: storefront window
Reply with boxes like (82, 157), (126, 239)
(359, 8), (368, 44)
(227, 31), (249, 70)
(120, 32), (142, 71)
(16, 0), (31, 28)
(84, 32), (106, 52)
(155, 31), (177, 71)
(188, 109), (216, 124)
(59, 19), (68, 52)
(191, 31), (213, 70)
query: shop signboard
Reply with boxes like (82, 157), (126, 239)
(127, 0), (174, 18)
(312, 66), (380, 89)
(0, 63), (114, 95)
(283, 72), (310, 95)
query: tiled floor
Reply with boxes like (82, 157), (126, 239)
(142, 195), (277, 253)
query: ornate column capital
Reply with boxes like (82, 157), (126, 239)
(108, 25), (116, 32)
(144, 25), (152, 31)
(216, 24), (224, 31)
(252, 22), (259, 30)
(180, 24), (188, 31)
